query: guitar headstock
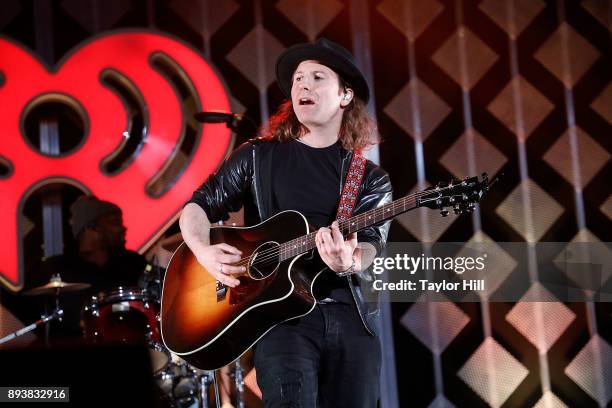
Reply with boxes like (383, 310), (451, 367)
(417, 173), (490, 217)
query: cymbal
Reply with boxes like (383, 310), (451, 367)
(23, 279), (91, 296)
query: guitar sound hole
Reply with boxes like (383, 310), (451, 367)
(248, 241), (280, 280)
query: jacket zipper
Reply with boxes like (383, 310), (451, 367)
(252, 146), (264, 221)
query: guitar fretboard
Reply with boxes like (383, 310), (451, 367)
(278, 193), (420, 261)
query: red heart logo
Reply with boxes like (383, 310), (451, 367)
(0, 31), (232, 290)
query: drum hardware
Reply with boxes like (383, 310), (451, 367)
(141, 257), (165, 300)
(0, 274), (90, 346)
(175, 368), (220, 408)
(196, 369), (221, 408)
(152, 353), (224, 408)
(81, 286), (161, 344)
(211, 370), (222, 408)
(3, 269), (231, 408)
(22, 273), (91, 296)
(229, 361), (245, 408)
(148, 338), (171, 375)
(0, 308), (63, 346)
(199, 374), (210, 408)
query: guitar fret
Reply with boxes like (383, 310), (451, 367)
(163, 175), (486, 371)
(279, 189), (431, 261)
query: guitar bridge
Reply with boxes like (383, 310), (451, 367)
(216, 281), (227, 302)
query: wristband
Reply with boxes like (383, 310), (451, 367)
(337, 257), (355, 277)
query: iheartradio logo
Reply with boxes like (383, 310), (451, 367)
(0, 31), (233, 290)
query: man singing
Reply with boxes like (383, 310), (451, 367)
(180, 38), (392, 407)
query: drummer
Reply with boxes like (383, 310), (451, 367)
(40, 195), (147, 340)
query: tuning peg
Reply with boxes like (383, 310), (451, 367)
(440, 209), (449, 217)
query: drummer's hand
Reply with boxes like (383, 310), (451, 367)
(192, 243), (245, 288)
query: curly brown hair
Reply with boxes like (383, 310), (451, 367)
(260, 87), (380, 152)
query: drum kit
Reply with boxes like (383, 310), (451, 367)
(0, 268), (247, 408)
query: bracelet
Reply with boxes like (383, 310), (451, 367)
(337, 257), (356, 277)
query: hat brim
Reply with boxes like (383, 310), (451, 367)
(276, 44), (370, 104)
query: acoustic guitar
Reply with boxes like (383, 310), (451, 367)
(161, 174), (490, 370)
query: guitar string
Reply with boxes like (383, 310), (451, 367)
(227, 183), (477, 270)
(237, 197), (418, 269)
(234, 179), (482, 268)
(231, 195), (419, 269)
(223, 182), (470, 270)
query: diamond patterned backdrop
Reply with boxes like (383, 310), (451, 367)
(372, 0), (611, 406)
(0, 0), (610, 407)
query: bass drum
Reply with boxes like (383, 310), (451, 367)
(81, 286), (161, 344)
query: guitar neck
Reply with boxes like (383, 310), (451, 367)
(279, 193), (419, 261)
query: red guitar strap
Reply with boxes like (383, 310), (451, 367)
(336, 151), (367, 222)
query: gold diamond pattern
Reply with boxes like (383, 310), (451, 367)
(427, 395), (457, 408)
(565, 335), (612, 406)
(533, 391), (568, 408)
(591, 82), (612, 125)
(601, 194), (612, 220)
(0, 4), (607, 408)
(226, 25), (285, 92)
(570, 228), (603, 244)
(169, 0), (239, 35)
(440, 128), (507, 180)
(207, 0), (240, 35)
(276, 0), (343, 41)
(384, 78), (451, 142)
(376, 0), (444, 42)
(495, 179), (564, 242)
(582, 0), (612, 32)
(505, 282), (575, 352)
(62, 0), (130, 31)
(458, 337), (529, 408)
(479, 0), (545, 39)
(554, 229), (612, 300)
(457, 232), (517, 300)
(543, 126), (610, 189)
(534, 22), (600, 88)
(397, 182), (457, 242)
(488, 76), (554, 140)
(432, 26), (499, 90)
(400, 293), (470, 354)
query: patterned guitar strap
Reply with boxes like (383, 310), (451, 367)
(335, 151), (367, 222)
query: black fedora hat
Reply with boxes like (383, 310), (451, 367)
(275, 38), (370, 104)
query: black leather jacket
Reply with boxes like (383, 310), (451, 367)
(188, 138), (393, 335)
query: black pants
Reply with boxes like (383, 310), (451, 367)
(254, 303), (381, 408)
